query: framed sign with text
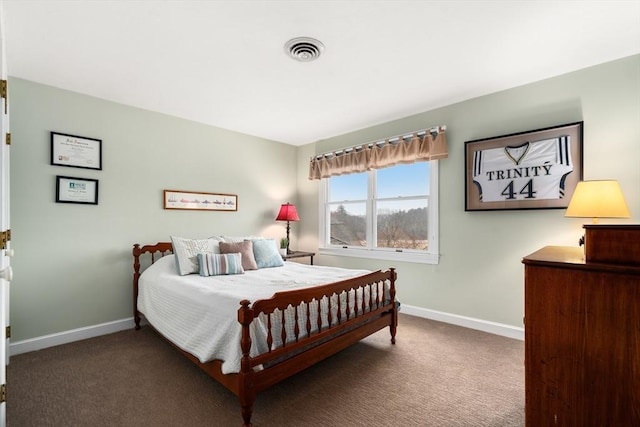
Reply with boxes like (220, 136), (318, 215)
(465, 122), (583, 211)
(55, 176), (99, 205)
(51, 132), (102, 170)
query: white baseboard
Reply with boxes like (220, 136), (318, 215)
(9, 306), (523, 357)
(400, 304), (524, 341)
(9, 317), (136, 357)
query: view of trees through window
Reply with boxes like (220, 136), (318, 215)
(330, 203), (429, 250)
(325, 162), (430, 252)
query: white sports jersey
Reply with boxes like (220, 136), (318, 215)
(472, 136), (573, 202)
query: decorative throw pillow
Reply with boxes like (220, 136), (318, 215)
(251, 239), (284, 268)
(171, 236), (221, 276)
(197, 252), (244, 276)
(219, 240), (258, 271)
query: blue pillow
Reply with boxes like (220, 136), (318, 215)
(251, 239), (284, 268)
(197, 252), (244, 276)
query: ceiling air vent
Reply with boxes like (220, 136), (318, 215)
(284, 37), (325, 62)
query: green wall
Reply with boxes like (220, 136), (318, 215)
(297, 55), (640, 327)
(9, 78), (298, 341)
(9, 55), (640, 342)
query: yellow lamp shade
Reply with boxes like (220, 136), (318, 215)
(565, 180), (631, 223)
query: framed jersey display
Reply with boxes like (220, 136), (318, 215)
(465, 122), (583, 211)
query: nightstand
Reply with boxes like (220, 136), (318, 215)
(282, 251), (315, 265)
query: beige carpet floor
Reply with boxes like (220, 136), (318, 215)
(7, 314), (524, 426)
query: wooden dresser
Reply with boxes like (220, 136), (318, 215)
(522, 225), (640, 426)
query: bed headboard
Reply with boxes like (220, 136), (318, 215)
(132, 242), (173, 329)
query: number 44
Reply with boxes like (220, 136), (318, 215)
(501, 179), (536, 199)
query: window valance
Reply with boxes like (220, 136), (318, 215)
(308, 126), (447, 180)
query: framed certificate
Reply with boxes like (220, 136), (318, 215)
(56, 176), (99, 205)
(51, 132), (102, 170)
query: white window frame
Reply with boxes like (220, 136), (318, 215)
(318, 161), (439, 264)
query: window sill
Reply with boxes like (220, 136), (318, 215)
(318, 247), (439, 265)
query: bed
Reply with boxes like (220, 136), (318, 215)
(132, 241), (398, 426)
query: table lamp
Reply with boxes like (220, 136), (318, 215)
(565, 180), (630, 245)
(276, 203), (300, 254)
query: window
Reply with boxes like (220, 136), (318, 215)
(319, 161), (439, 264)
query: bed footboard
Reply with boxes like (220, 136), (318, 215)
(236, 268), (397, 426)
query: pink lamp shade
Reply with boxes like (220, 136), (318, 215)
(276, 203), (299, 255)
(276, 203), (300, 222)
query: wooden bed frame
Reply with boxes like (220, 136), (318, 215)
(133, 242), (398, 426)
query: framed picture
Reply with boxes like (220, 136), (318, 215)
(51, 132), (102, 170)
(164, 190), (238, 211)
(56, 176), (99, 205)
(465, 122), (583, 211)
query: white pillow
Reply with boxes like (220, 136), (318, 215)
(170, 236), (221, 275)
(220, 235), (263, 243)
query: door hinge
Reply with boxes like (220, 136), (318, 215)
(5, 325), (9, 339)
(5, 133), (10, 145)
(0, 384), (6, 403)
(0, 229), (10, 250)
(0, 79), (6, 113)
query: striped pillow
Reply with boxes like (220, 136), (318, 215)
(197, 252), (244, 276)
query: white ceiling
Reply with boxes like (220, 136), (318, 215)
(4, 1), (640, 146)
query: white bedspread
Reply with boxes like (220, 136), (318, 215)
(137, 255), (370, 374)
